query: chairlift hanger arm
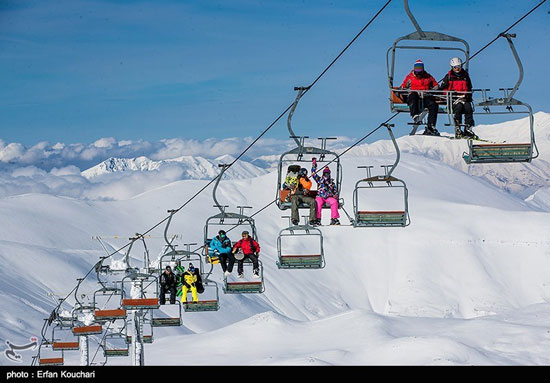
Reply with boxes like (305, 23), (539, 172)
(212, 164), (230, 215)
(499, 33), (523, 104)
(287, 87), (310, 148)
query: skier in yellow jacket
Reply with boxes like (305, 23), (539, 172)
(180, 264), (199, 303)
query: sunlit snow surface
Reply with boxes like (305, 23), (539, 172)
(1, 114), (550, 365)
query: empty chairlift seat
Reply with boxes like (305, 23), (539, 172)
(72, 325), (102, 336)
(355, 210), (407, 227)
(39, 357), (64, 366)
(152, 304), (182, 327)
(121, 298), (160, 310)
(463, 142), (533, 164)
(104, 348), (129, 357)
(276, 223), (325, 269)
(224, 281), (263, 294)
(353, 169), (410, 228)
(277, 254), (323, 269)
(183, 300), (219, 312)
(94, 309), (127, 321)
(52, 342), (79, 351)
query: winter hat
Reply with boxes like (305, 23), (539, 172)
(414, 59), (424, 72)
(323, 167), (331, 174)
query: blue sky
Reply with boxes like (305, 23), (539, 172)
(1, 0), (549, 147)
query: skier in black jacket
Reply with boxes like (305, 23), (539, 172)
(159, 265), (177, 305)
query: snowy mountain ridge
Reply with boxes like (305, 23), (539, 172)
(81, 153), (268, 180)
(347, 112), (550, 202)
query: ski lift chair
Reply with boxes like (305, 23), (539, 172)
(277, 137), (344, 210)
(387, 0), (470, 135)
(93, 286), (127, 323)
(276, 216), (325, 269)
(182, 279), (220, 312)
(151, 302), (182, 327)
(71, 303), (103, 337)
(352, 124), (410, 227)
(120, 272), (160, 311)
(463, 34), (538, 164)
(38, 341), (65, 366)
(353, 165), (410, 227)
(223, 256), (264, 294)
(203, 205), (257, 265)
(102, 327), (130, 358)
(51, 322), (79, 352)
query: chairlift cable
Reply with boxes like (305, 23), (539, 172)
(468, 0), (547, 62)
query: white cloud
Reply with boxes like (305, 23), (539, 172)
(93, 137), (116, 148)
(0, 135), (358, 200)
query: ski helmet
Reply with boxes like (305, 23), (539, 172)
(299, 168), (308, 176)
(450, 57), (463, 68)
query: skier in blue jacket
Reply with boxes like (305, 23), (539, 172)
(209, 230), (235, 277)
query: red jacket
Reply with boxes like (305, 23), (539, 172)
(400, 70), (438, 91)
(233, 238), (260, 255)
(440, 69), (473, 100)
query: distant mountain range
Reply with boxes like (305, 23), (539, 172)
(81, 154), (268, 180)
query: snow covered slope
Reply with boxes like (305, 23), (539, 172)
(1, 132), (550, 365)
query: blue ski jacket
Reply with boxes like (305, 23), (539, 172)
(209, 235), (232, 255)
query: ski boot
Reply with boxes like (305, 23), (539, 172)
(454, 128), (463, 139)
(454, 120), (463, 139)
(423, 125), (440, 136)
(463, 125), (479, 140)
(330, 218), (340, 225)
(252, 269), (260, 279)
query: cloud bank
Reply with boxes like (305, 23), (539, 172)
(0, 136), (356, 200)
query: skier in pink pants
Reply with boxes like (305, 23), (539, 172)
(311, 158), (340, 225)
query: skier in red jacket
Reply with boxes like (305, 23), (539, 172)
(400, 59), (440, 136)
(439, 57), (477, 139)
(232, 231), (261, 279)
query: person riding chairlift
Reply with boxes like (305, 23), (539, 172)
(290, 167), (316, 226)
(439, 57), (478, 139)
(231, 231), (261, 279)
(399, 59), (441, 136)
(311, 158), (340, 225)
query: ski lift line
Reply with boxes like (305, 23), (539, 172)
(316, 114), (400, 175)
(40, 0), (395, 320)
(306, 0), (393, 91)
(37, 2), (546, 362)
(467, 0), (547, 63)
